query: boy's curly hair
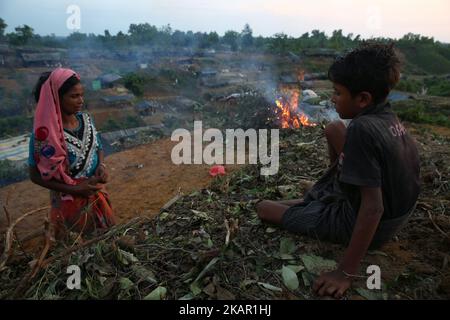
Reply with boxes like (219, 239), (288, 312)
(328, 42), (401, 104)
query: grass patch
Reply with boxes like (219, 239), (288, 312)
(100, 115), (145, 132)
(0, 116), (32, 139)
(393, 100), (450, 127)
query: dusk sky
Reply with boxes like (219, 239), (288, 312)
(1, 0), (449, 42)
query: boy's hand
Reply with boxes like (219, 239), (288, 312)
(95, 163), (109, 183)
(313, 269), (352, 299)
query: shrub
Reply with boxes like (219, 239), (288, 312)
(394, 101), (450, 127)
(0, 116), (32, 138)
(395, 79), (422, 93)
(0, 160), (28, 187)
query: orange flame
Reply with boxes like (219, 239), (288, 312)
(275, 90), (317, 128)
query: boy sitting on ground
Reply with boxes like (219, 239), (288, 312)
(257, 43), (420, 299)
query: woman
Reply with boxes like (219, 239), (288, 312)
(29, 68), (115, 239)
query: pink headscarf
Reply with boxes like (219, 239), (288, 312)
(33, 68), (80, 185)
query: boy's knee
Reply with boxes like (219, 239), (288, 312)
(256, 200), (271, 220)
(256, 200), (266, 216)
(324, 120), (345, 139)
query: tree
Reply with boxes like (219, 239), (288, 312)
(398, 33), (435, 46)
(128, 23), (158, 45)
(0, 18), (7, 38)
(99, 29), (112, 46)
(330, 29), (344, 49)
(310, 29), (327, 47)
(115, 31), (128, 47)
(270, 33), (289, 54)
(67, 32), (88, 43)
(253, 36), (267, 49)
(157, 24), (173, 46)
(223, 30), (239, 51)
(8, 24), (34, 46)
(123, 73), (148, 97)
(171, 30), (187, 47)
(206, 31), (219, 47)
(195, 32), (209, 48)
(241, 24), (254, 48)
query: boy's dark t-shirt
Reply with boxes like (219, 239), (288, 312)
(338, 102), (420, 220)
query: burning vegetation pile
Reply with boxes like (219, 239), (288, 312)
(1, 124), (449, 300)
(274, 90), (317, 128)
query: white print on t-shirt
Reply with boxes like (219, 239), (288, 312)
(339, 152), (345, 166)
(389, 122), (407, 137)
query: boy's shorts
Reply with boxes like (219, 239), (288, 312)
(282, 200), (414, 250)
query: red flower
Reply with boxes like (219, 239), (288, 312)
(35, 127), (49, 141)
(209, 165), (226, 177)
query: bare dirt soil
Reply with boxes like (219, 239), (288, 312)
(0, 137), (232, 244)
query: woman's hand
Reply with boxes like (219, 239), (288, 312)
(72, 179), (102, 197)
(95, 163), (109, 183)
(313, 269), (352, 299)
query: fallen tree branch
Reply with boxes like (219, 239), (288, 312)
(224, 219), (231, 246)
(11, 216), (150, 299)
(428, 211), (450, 239)
(4, 205), (11, 225)
(160, 193), (183, 213)
(18, 228), (45, 243)
(41, 216), (150, 268)
(30, 218), (52, 278)
(3, 206), (33, 260)
(12, 215), (52, 299)
(0, 206), (50, 271)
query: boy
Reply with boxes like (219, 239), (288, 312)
(257, 43), (420, 299)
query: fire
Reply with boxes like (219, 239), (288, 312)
(274, 90), (317, 128)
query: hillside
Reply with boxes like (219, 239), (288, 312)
(0, 123), (449, 300)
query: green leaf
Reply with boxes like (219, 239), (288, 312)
(179, 293), (195, 300)
(98, 276), (107, 286)
(117, 248), (139, 265)
(194, 257), (220, 283)
(302, 271), (315, 287)
(280, 253), (294, 260)
(191, 209), (211, 220)
(300, 254), (337, 275)
(131, 265), (157, 284)
(265, 227), (277, 233)
(282, 265), (299, 291)
(286, 265), (305, 273)
(257, 282), (283, 292)
(367, 250), (389, 257)
(280, 238), (296, 255)
(240, 279), (257, 289)
(144, 286), (167, 300)
(85, 278), (97, 298)
(119, 277), (134, 291)
(355, 288), (384, 301)
(190, 281), (202, 296)
(159, 212), (169, 221)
